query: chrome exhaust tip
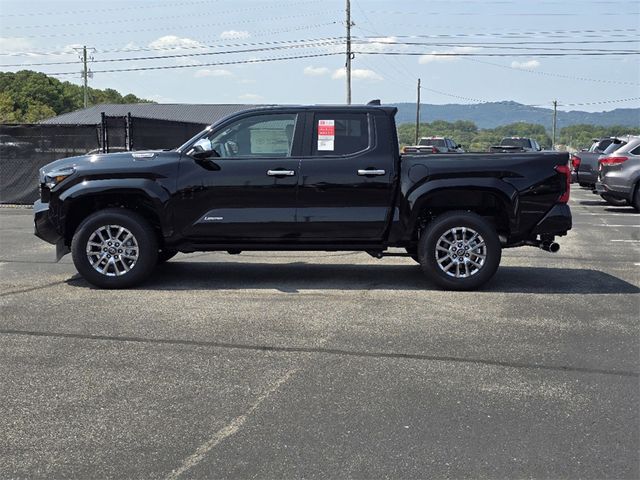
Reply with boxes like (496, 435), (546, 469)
(541, 241), (560, 253)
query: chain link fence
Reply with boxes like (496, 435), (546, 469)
(0, 115), (206, 204)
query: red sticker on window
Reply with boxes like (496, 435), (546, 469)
(318, 119), (335, 151)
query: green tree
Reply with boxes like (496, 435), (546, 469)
(0, 91), (20, 123)
(0, 70), (153, 123)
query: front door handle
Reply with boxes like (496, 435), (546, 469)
(357, 169), (386, 176)
(267, 169), (296, 176)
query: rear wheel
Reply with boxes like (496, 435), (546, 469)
(418, 211), (501, 290)
(71, 208), (158, 289)
(600, 193), (629, 206)
(633, 184), (640, 212)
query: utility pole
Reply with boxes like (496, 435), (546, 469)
(345, 0), (353, 104)
(415, 78), (421, 145)
(74, 46), (95, 108)
(82, 46), (89, 108)
(552, 99), (558, 150)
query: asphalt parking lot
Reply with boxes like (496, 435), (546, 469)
(1, 187), (638, 479)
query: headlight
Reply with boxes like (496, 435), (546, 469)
(44, 167), (75, 189)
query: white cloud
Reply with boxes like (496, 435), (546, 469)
(418, 46), (479, 64)
(220, 30), (250, 40)
(304, 66), (330, 77)
(239, 78), (256, 84)
(365, 36), (405, 52)
(147, 94), (176, 103)
(239, 93), (263, 101)
(148, 35), (202, 50)
(511, 59), (541, 70)
(0, 37), (33, 54)
(194, 68), (233, 78)
(332, 68), (383, 81)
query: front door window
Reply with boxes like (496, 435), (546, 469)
(199, 114), (298, 158)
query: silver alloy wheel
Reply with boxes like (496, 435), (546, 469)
(86, 224), (139, 277)
(435, 227), (487, 278)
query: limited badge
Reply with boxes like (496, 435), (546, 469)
(317, 119), (335, 151)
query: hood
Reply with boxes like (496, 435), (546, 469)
(40, 150), (167, 176)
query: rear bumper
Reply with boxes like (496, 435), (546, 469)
(34, 200), (61, 245)
(595, 181), (631, 200)
(532, 204), (572, 235)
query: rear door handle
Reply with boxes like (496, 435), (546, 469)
(267, 169), (296, 176)
(357, 169), (386, 176)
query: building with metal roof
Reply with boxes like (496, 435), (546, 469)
(40, 103), (261, 126)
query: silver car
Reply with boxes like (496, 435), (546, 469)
(595, 137), (640, 211)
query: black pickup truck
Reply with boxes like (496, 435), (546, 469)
(34, 104), (572, 290)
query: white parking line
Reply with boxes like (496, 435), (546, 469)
(574, 213), (638, 216)
(164, 367), (299, 480)
(611, 240), (640, 243)
(574, 224), (640, 228)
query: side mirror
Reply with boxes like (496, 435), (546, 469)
(191, 148), (219, 160)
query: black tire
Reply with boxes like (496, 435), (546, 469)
(157, 249), (178, 264)
(418, 211), (501, 291)
(600, 193), (629, 206)
(633, 184), (640, 212)
(71, 208), (158, 289)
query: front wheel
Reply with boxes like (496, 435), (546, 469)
(418, 211), (501, 290)
(71, 208), (158, 289)
(600, 193), (629, 206)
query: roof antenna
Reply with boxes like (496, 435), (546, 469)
(367, 99), (381, 105)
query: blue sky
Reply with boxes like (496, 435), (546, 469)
(0, 0), (638, 112)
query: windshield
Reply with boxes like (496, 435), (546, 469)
(590, 139), (613, 153)
(176, 126), (212, 152)
(500, 138), (530, 148)
(418, 138), (446, 147)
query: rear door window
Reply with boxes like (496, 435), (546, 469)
(312, 113), (371, 156)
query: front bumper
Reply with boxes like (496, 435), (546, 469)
(33, 200), (61, 245)
(532, 204), (572, 235)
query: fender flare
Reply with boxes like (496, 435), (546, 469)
(405, 178), (519, 234)
(58, 179), (171, 236)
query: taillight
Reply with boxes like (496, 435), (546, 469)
(432, 146), (439, 153)
(570, 154), (581, 171)
(555, 164), (570, 203)
(599, 156), (628, 166)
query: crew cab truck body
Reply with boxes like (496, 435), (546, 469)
(34, 105), (572, 290)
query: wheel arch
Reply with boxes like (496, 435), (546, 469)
(406, 180), (518, 241)
(59, 181), (169, 246)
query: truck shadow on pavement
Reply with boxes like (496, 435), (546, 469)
(68, 262), (640, 294)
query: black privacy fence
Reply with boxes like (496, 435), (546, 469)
(0, 116), (206, 204)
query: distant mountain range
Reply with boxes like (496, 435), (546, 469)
(389, 101), (640, 129)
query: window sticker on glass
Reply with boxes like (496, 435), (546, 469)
(317, 119), (335, 151)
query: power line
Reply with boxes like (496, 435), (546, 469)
(0, 23), (341, 57)
(353, 25), (639, 40)
(356, 37), (640, 46)
(2, 1), (322, 30)
(355, 51), (640, 57)
(462, 57), (640, 87)
(41, 52), (342, 77)
(561, 97), (640, 107)
(0, 0), (222, 17)
(352, 41), (639, 53)
(15, 12), (343, 38)
(0, 39), (345, 67)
